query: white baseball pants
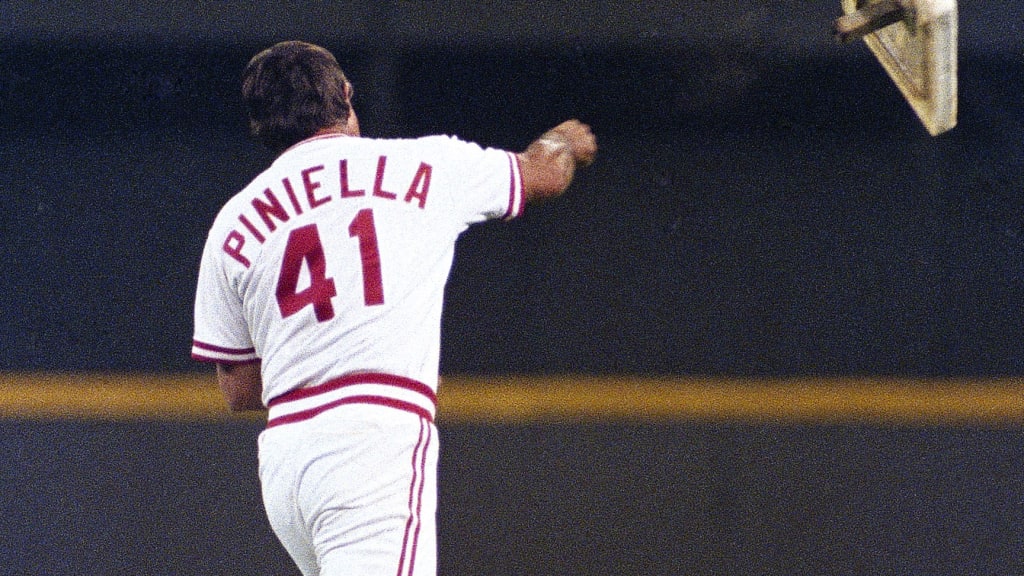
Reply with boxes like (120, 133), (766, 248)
(258, 404), (438, 576)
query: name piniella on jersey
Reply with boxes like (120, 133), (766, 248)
(223, 154), (432, 268)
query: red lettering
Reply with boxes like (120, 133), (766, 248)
(339, 159), (364, 198)
(372, 156), (397, 200)
(223, 230), (251, 268)
(252, 190), (289, 232)
(404, 162), (432, 209)
(238, 214), (265, 244)
(349, 209), (385, 305)
(303, 165), (329, 208)
(282, 177), (303, 214)
(276, 225), (337, 321)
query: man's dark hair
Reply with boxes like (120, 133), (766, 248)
(241, 41), (351, 154)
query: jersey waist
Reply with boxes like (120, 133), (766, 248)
(266, 372), (437, 428)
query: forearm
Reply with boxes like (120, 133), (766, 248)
(215, 362), (264, 411)
(518, 130), (576, 201)
(517, 119), (597, 204)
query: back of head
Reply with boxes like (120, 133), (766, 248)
(241, 41), (351, 154)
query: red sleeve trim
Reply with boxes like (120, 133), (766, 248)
(503, 152), (524, 220)
(191, 340), (259, 364)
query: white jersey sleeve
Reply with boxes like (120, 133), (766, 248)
(191, 133), (523, 406)
(419, 135), (524, 226)
(191, 218), (259, 365)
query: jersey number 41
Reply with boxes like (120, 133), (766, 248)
(275, 208), (384, 322)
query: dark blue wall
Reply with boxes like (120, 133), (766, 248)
(2, 420), (1022, 575)
(1, 42), (1021, 375)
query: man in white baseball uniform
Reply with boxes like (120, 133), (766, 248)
(191, 41), (596, 576)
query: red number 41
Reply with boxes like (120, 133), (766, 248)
(275, 208), (385, 322)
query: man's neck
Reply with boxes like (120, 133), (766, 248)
(312, 125), (354, 138)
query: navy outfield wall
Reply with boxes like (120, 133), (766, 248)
(0, 43), (1022, 374)
(2, 416), (1023, 575)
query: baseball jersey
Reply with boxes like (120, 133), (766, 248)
(192, 133), (523, 418)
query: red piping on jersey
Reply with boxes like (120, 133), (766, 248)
(192, 340), (256, 355)
(265, 372), (437, 428)
(505, 152), (524, 220)
(267, 372), (436, 406)
(190, 340), (259, 364)
(266, 395), (433, 428)
(190, 353), (259, 365)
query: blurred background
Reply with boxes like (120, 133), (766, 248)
(1, 1), (1022, 574)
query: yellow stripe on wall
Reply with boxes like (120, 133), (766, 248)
(0, 372), (243, 421)
(439, 376), (1024, 425)
(1, 372), (1022, 425)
